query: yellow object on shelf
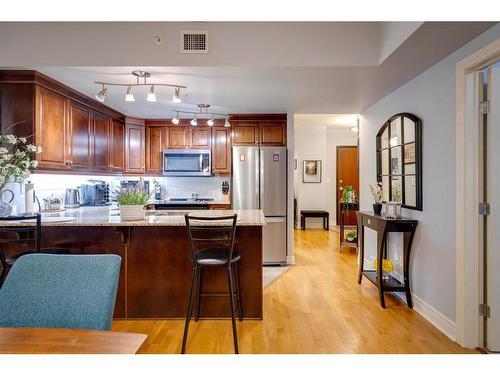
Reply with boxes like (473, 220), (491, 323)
(372, 259), (394, 273)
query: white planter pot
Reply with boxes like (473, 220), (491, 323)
(119, 205), (145, 221)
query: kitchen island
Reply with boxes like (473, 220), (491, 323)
(1, 207), (265, 320)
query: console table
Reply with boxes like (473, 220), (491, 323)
(356, 211), (418, 308)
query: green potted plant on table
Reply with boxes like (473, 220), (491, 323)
(346, 229), (357, 242)
(341, 185), (357, 204)
(115, 186), (150, 221)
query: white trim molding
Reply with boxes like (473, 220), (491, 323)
(412, 294), (457, 341)
(455, 37), (500, 349)
(286, 255), (296, 265)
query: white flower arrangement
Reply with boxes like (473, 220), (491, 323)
(0, 122), (42, 191)
(369, 182), (384, 204)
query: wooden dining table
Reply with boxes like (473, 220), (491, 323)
(0, 327), (147, 354)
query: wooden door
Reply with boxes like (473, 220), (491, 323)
(146, 126), (165, 174)
(109, 120), (125, 172)
(260, 121), (286, 146)
(211, 126), (231, 175)
(232, 122), (259, 145)
(93, 113), (110, 171)
(190, 127), (211, 149)
(166, 126), (189, 149)
(68, 102), (92, 170)
(35, 87), (70, 169)
(336, 146), (359, 225)
(125, 123), (145, 174)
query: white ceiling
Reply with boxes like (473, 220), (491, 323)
(294, 114), (358, 128)
(0, 21), (496, 117)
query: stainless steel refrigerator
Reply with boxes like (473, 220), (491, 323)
(232, 146), (287, 264)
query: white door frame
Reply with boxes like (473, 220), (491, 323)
(456, 37), (500, 348)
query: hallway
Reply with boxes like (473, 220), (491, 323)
(112, 229), (477, 354)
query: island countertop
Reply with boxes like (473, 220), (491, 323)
(0, 206), (266, 227)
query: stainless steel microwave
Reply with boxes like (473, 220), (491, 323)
(162, 149), (212, 176)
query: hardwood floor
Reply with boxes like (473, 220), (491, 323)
(112, 229), (478, 354)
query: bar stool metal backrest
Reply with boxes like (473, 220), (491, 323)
(185, 214), (238, 264)
(0, 213), (42, 285)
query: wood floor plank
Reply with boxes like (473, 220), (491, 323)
(112, 229), (478, 354)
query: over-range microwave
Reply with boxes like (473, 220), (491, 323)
(162, 149), (212, 176)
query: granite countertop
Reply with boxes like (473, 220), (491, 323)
(0, 206), (266, 227)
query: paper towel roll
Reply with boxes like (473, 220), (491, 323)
(25, 183), (35, 213)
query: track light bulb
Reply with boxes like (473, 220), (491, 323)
(207, 118), (214, 126)
(224, 117), (231, 128)
(173, 88), (182, 103)
(191, 117), (197, 126)
(94, 86), (107, 102)
(125, 86), (135, 102)
(172, 115), (180, 125)
(147, 85), (156, 102)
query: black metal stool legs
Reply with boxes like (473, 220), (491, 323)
(234, 262), (243, 321)
(181, 266), (198, 354)
(194, 267), (203, 321)
(227, 264), (239, 354)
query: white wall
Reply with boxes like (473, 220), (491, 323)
(359, 24), (500, 331)
(294, 125), (357, 228)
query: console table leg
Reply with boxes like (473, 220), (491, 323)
(377, 223), (387, 308)
(356, 213), (364, 284)
(403, 228), (416, 309)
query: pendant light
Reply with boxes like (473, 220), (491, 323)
(94, 86), (107, 102)
(125, 86), (135, 102)
(147, 85), (156, 102)
(173, 87), (182, 103)
(191, 115), (198, 126)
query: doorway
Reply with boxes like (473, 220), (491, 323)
(336, 146), (359, 226)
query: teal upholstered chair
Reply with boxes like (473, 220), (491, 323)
(0, 254), (121, 331)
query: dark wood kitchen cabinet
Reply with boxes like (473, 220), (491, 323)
(35, 86), (71, 170)
(190, 127), (211, 149)
(230, 114), (287, 146)
(166, 126), (189, 149)
(92, 112), (111, 172)
(125, 118), (145, 174)
(68, 102), (93, 170)
(211, 126), (231, 175)
(145, 126), (166, 174)
(109, 119), (125, 172)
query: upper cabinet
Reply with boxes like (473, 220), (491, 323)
(230, 115), (287, 146)
(145, 126), (166, 174)
(92, 113), (111, 172)
(109, 119), (125, 172)
(211, 126), (231, 175)
(69, 102), (93, 170)
(35, 86), (70, 169)
(125, 118), (145, 174)
(164, 125), (211, 149)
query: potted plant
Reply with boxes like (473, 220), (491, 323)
(346, 229), (357, 242)
(341, 185), (357, 204)
(0, 123), (42, 217)
(369, 182), (383, 215)
(115, 187), (150, 221)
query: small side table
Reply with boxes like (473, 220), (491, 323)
(339, 202), (359, 252)
(356, 211), (418, 308)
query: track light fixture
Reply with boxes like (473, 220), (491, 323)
(147, 85), (156, 102)
(172, 104), (230, 128)
(94, 70), (186, 104)
(125, 86), (135, 102)
(173, 88), (182, 103)
(94, 85), (107, 102)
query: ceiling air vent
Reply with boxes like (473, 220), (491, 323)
(181, 31), (209, 53)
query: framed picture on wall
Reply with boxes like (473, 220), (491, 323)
(303, 160), (322, 183)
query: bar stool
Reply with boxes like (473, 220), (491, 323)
(181, 214), (242, 354)
(0, 213), (70, 287)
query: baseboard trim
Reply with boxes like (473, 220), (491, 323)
(286, 255), (296, 265)
(410, 293), (457, 341)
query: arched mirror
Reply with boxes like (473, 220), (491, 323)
(376, 113), (422, 211)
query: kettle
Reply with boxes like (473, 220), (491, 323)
(64, 188), (80, 208)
